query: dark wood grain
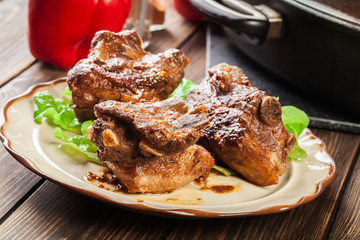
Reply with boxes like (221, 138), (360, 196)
(148, 4), (200, 54)
(0, 63), (66, 221)
(0, 0), (34, 86)
(0, 63), (67, 102)
(0, 153), (42, 220)
(0, 181), (176, 240)
(327, 141), (360, 239)
(181, 24), (207, 83)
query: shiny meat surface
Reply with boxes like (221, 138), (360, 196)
(67, 30), (189, 121)
(88, 97), (209, 162)
(87, 97), (214, 193)
(106, 145), (214, 193)
(186, 63), (296, 186)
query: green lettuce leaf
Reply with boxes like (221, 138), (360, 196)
(34, 90), (101, 165)
(54, 121), (101, 165)
(282, 106), (310, 160)
(169, 78), (198, 99)
(34, 91), (81, 133)
(212, 165), (234, 176)
(62, 87), (72, 96)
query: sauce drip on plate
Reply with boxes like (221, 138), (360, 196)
(85, 169), (126, 193)
(194, 174), (239, 194)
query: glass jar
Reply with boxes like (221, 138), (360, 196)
(150, 0), (167, 31)
(123, 0), (153, 48)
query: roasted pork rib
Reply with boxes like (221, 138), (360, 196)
(87, 97), (214, 193)
(105, 145), (214, 193)
(89, 97), (209, 162)
(67, 30), (189, 121)
(186, 63), (296, 186)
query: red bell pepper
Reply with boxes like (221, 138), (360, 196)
(28, 0), (132, 70)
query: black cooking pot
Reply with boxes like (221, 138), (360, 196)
(190, 0), (360, 116)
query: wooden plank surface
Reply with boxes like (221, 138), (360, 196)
(327, 145), (360, 239)
(0, 0), (35, 86)
(0, 181), (176, 240)
(148, 4), (200, 53)
(0, 155), (43, 220)
(0, 63), (66, 220)
(181, 24), (207, 83)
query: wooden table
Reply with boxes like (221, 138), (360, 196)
(0, 1), (360, 239)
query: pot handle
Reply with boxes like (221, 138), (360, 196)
(190, 0), (281, 42)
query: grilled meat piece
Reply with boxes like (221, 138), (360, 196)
(87, 97), (214, 193)
(186, 63), (296, 186)
(106, 145), (214, 193)
(88, 97), (209, 163)
(67, 30), (189, 121)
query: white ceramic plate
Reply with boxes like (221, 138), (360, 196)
(0, 79), (335, 218)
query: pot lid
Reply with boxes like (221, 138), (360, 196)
(291, 0), (360, 28)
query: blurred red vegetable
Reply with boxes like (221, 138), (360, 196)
(171, 0), (204, 21)
(28, 0), (131, 70)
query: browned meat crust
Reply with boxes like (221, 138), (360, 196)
(106, 145), (214, 193)
(186, 63), (296, 186)
(87, 97), (214, 193)
(67, 30), (189, 121)
(88, 97), (209, 162)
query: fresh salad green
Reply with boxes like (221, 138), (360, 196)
(168, 78), (197, 99)
(34, 88), (99, 162)
(212, 165), (234, 176)
(33, 79), (310, 174)
(282, 106), (309, 159)
(53, 121), (101, 164)
(34, 89), (81, 133)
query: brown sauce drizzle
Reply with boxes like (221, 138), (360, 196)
(85, 169), (126, 193)
(195, 176), (208, 190)
(210, 185), (235, 194)
(86, 170), (237, 195)
(194, 177), (237, 194)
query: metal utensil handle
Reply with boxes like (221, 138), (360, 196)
(190, 0), (270, 41)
